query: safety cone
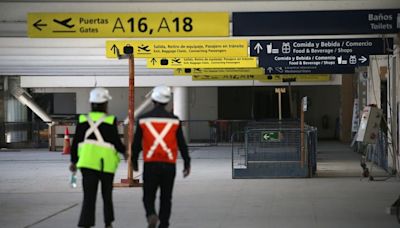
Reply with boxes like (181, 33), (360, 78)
(62, 127), (71, 155)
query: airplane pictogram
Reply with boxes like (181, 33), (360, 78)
(172, 58), (181, 64)
(53, 18), (75, 28)
(138, 45), (151, 52)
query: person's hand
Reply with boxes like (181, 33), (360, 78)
(123, 152), (128, 161)
(183, 167), (190, 178)
(132, 161), (139, 172)
(69, 163), (77, 172)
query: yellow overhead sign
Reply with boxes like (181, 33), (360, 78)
(192, 75), (266, 81)
(259, 75), (330, 82)
(28, 12), (229, 38)
(174, 68), (265, 76)
(106, 40), (248, 58)
(147, 57), (257, 68)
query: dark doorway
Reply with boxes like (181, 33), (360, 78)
(218, 87), (291, 120)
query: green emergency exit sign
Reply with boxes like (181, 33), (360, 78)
(261, 131), (280, 142)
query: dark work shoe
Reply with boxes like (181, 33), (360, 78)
(147, 214), (159, 228)
(105, 225), (113, 228)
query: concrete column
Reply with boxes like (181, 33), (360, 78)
(5, 77), (28, 143)
(340, 75), (354, 143)
(173, 87), (189, 142)
(388, 55), (397, 172)
(0, 77), (5, 147)
(396, 42), (400, 173)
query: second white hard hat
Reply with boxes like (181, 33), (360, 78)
(89, 87), (112, 103)
(151, 85), (172, 104)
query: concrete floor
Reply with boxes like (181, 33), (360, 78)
(0, 141), (399, 228)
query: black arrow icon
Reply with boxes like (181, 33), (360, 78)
(151, 58), (157, 65)
(110, 44), (119, 55)
(33, 19), (47, 31)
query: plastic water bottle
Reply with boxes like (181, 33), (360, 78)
(70, 172), (77, 188)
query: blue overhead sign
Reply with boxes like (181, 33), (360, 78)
(233, 9), (400, 36)
(251, 38), (392, 74)
(250, 38), (393, 57)
(260, 53), (369, 68)
(259, 59), (356, 74)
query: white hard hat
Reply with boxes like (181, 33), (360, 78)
(151, 85), (172, 104)
(89, 87), (112, 103)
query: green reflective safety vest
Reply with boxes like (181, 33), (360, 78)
(77, 112), (120, 174)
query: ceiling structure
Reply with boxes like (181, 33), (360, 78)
(0, 0), (398, 87)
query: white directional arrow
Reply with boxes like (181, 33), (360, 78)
(358, 56), (368, 64)
(267, 67), (273, 73)
(254, 43), (263, 54)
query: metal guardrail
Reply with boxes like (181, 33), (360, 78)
(49, 119), (247, 150)
(1, 120), (318, 154)
(354, 129), (392, 173)
(1, 119), (252, 149)
(49, 121), (126, 151)
(1, 121), (49, 148)
(0, 120), (126, 150)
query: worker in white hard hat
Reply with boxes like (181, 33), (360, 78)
(70, 87), (126, 228)
(132, 85), (191, 228)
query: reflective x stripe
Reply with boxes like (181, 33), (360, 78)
(85, 115), (106, 143)
(140, 118), (179, 160)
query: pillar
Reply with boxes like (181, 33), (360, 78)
(173, 87), (190, 142)
(340, 75), (354, 143)
(5, 77), (28, 143)
(0, 77), (5, 147)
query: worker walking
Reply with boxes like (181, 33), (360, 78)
(70, 87), (126, 228)
(132, 85), (191, 228)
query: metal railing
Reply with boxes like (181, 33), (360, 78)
(1, 121), (49, 148)
(231, 121), (318, 178)
(49, 120), (126, 151)
(1, 119), (318, 154)
(365, 130), (389, 172)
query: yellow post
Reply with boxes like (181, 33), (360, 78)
(275, 88), (286, 120)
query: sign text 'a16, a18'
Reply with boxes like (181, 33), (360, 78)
(147, 57), (258, 68)
(28, 12), (229, 38)
(106, 40), (248, 58)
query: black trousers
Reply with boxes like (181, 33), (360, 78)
(78, 168), (115, 227)
(143, 162), (176, 228)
